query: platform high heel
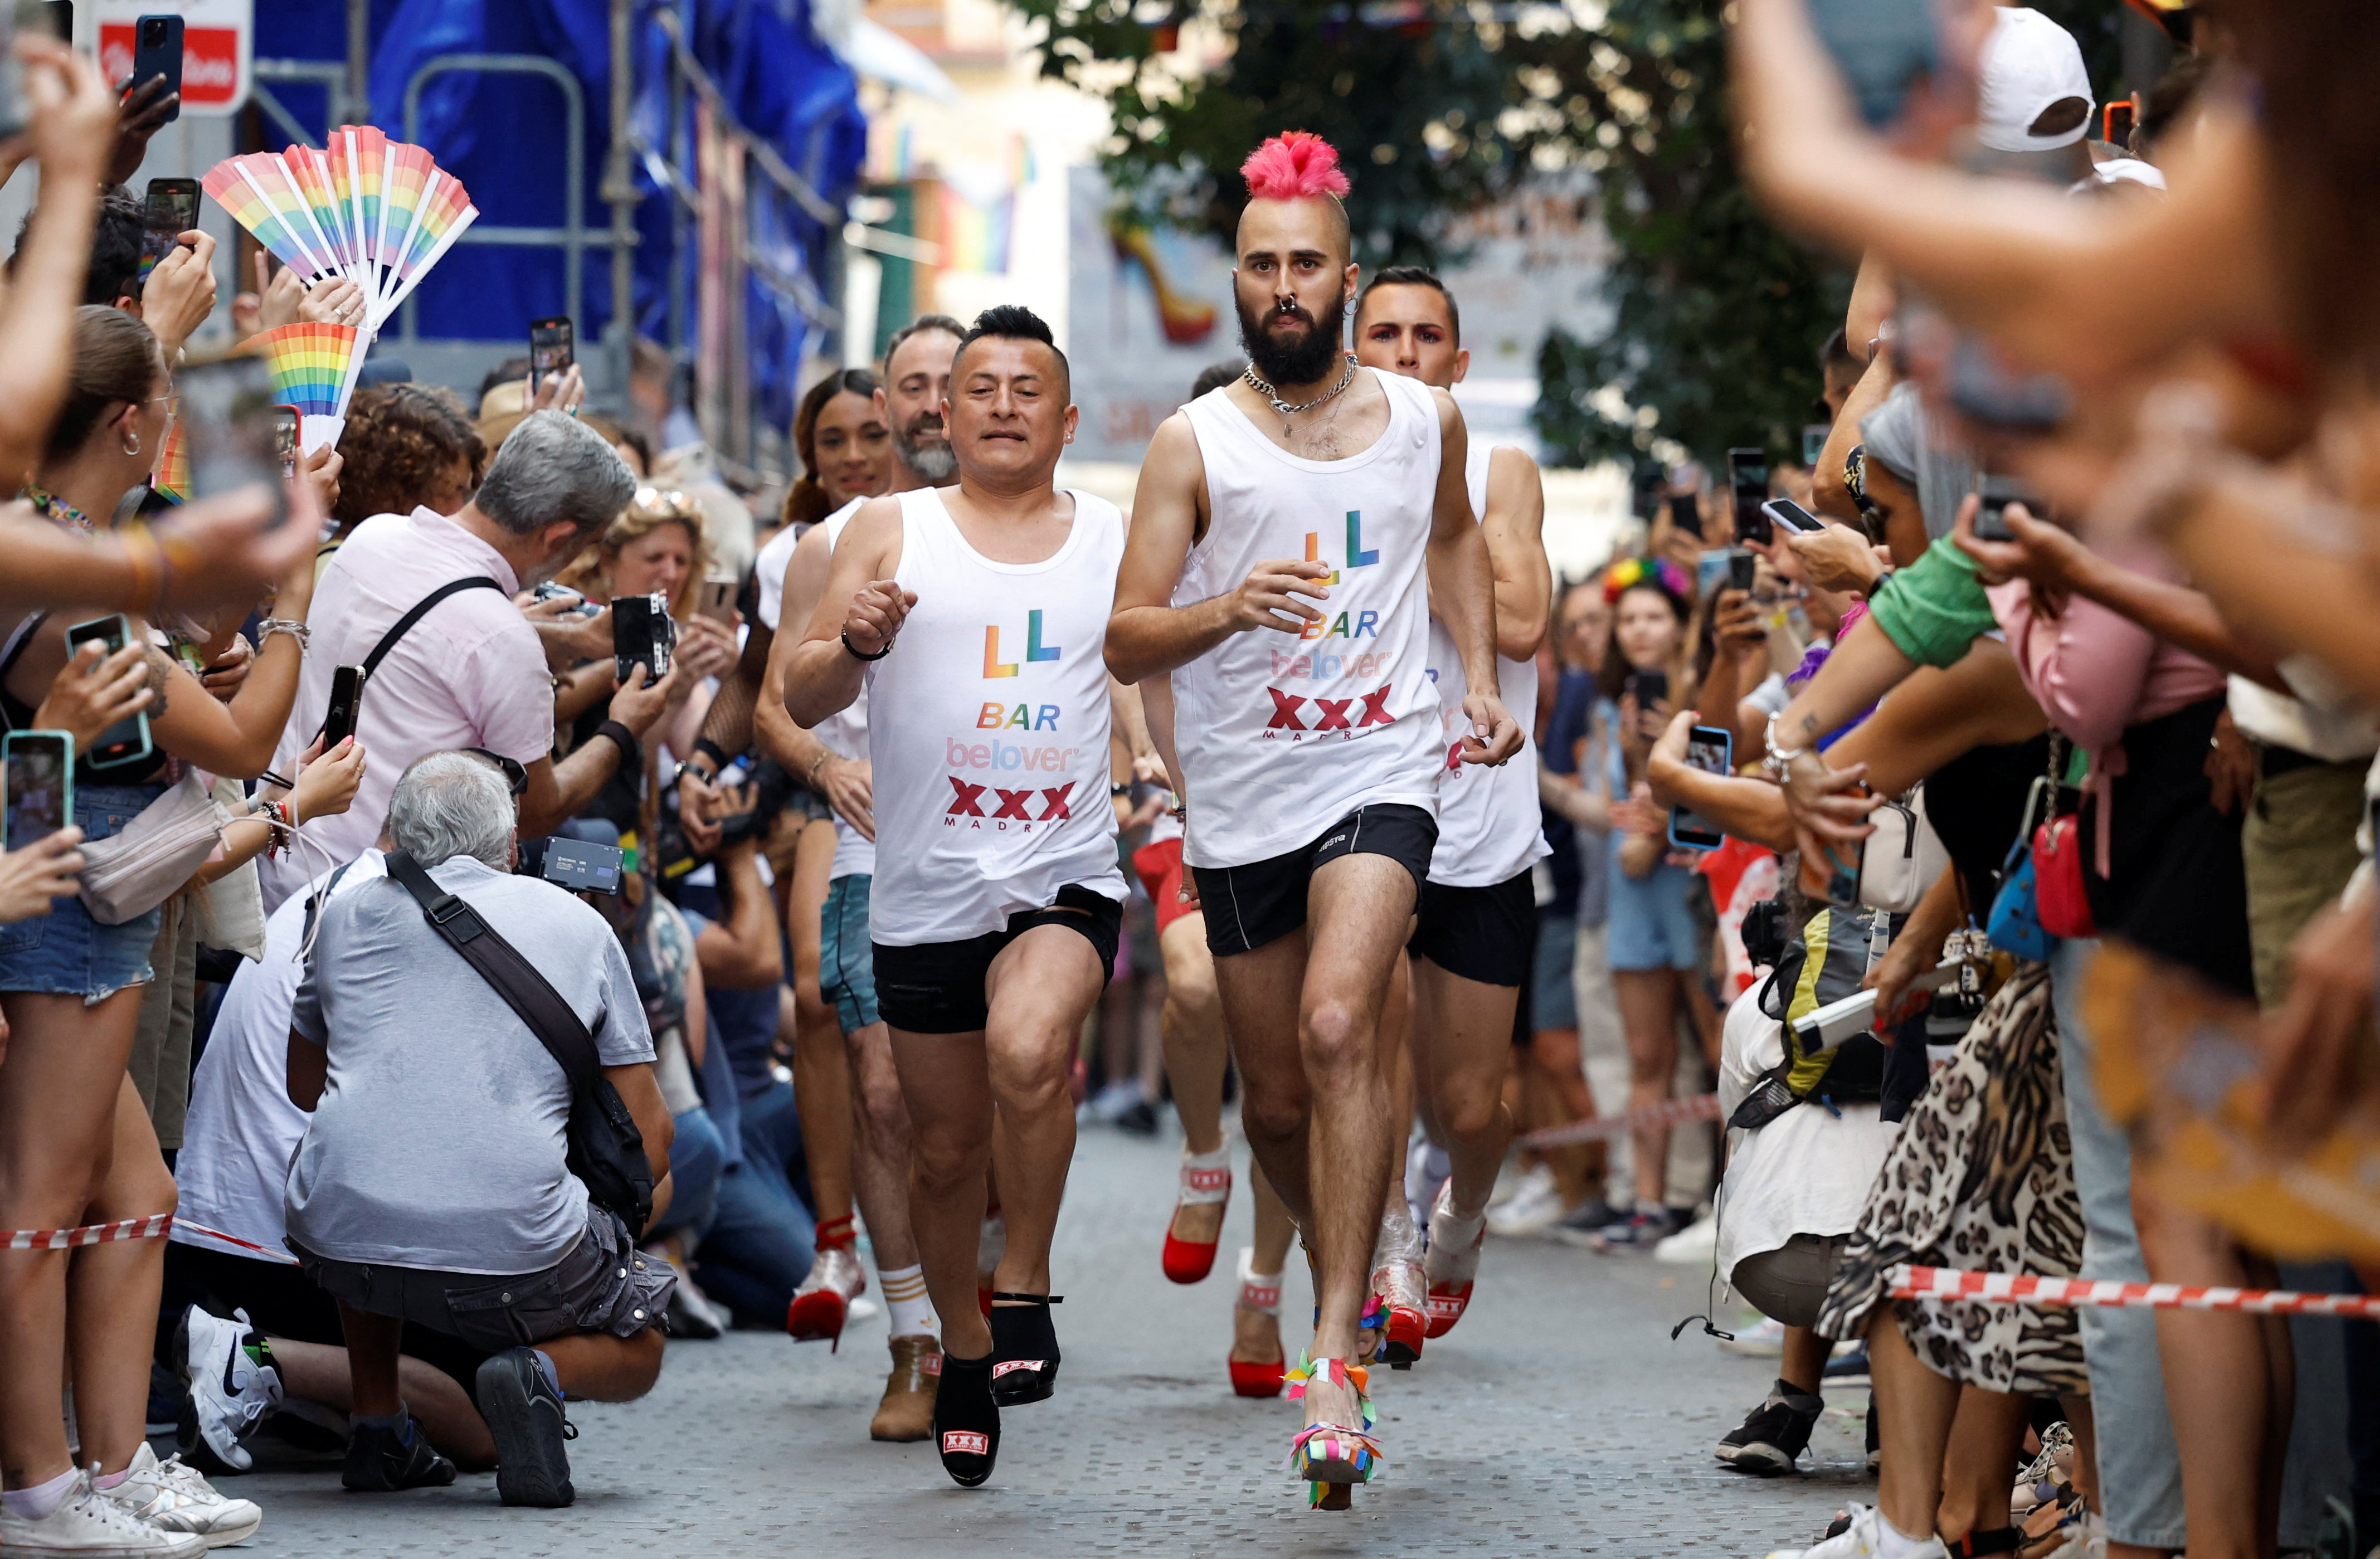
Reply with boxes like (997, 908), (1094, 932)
(1283, 1353), (1383, 1511)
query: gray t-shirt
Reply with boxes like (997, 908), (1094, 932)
(285, 856), (655, 1275)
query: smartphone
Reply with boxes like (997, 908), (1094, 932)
(139, 177), (198, 277)
(1946, 335), (2072, 435)
(1727, 447), (1771, 545)
(178, 356), (290, 530)
(611, 592), (676, 684)
(1760, 496), (1829, 537)
(322, 664), (364, 748)
(274, 405), (300, 480)
(2102, 100), (2136, 147)
(63, 616), (154, 772)
(130, 14), (181, 124)
(529, 316), (574, 394)
(1973, 473), (2041, 542)
(1623, 668), (1669, 709)
(1665, 491), (1703, 542)
(1823, 843), (1866, 910)
(1666, 724), (1732, 851)
(1802, 422), (1831, 466)
(1806, 0), (1940, 127)
(1726, 548), (1758, 594)
(520, 835), (625, 895)
(36, 3), (70, 42)
(1695, 548), (1733, 600)
(695, 577), (737, 626)
(2, 730), (71, 852)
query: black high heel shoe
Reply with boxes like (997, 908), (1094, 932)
(932, 1351), (1000, 1487)
(987, 1292), (1063, 1405)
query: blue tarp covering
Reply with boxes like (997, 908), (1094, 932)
(252, 0), (866, 430)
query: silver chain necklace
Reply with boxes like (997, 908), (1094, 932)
(1244, 354), (1357, 437)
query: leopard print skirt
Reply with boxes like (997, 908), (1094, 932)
(1814, 963), (2090, 1396)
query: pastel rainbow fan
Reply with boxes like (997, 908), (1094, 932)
(202, 128), (478, 338)
(250, 321), (366, 450)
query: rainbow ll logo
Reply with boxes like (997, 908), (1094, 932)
(1303, 511), (1379, 584)
(982, 611), (1063, 678)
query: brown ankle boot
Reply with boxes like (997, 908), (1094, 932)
(869, 1335), (940, 1442)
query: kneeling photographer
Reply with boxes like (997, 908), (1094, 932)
(284, 752), (674, 1509)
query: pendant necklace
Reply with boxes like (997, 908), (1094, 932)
(1244, 354), (1357, 439)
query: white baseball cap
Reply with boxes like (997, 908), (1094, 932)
(1977, 7), (2095, 153)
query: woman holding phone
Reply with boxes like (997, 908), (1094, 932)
(0, 306), (325, 1551)
(1591, 557), (1720, 1250)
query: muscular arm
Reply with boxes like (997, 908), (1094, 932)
(781, 499), (905, 728)
(1426, 391), (1500, 705)
(1106, 415), (1244, 684)
(1482, 446), (1551, 662)
(756, 525), (841, 781)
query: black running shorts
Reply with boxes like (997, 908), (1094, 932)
(874, 884), (1123, 1034)
(1406, 869), (1537, 988)
(1196, 803), (1437, 958)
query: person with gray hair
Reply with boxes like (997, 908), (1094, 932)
(257, 408), (675, 910)
(283, 750), (675, 1508)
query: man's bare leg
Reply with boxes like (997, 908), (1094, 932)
(1409, 958), (1520, 1215)
(265, 1338), (496, 1467)
(1215, 854), (1414, 1444)
(844, 1019), (918, 1273)
(1159, 915), (1233, 1266)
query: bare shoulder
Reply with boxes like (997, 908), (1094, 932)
(1427, 384), (1466, 433)
(837, 494), (907, 573)
(1141, 410), (1205, 479)
(1487, 445), (1545, 523)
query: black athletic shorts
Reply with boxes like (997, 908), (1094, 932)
(1196, 803), (1437, 958)
(1407, 869), (1537, 988)
(874, 884), (1122, 1034)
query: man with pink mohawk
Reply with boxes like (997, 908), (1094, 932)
(1108, 129), (1520, 1511)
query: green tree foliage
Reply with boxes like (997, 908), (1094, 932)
(1010, 0), (2205, 469)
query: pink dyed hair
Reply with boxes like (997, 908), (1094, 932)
(1240, 131), (1351, 201)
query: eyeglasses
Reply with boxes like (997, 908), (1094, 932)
(632, 486), (695, 515)
(148, 392), (181, 418)
(460, 747), (529, 798)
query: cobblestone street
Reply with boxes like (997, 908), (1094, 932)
(213, 1128), (1867, 1557)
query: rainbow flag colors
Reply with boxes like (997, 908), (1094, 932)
(250, 320), (367, 432)
(202, 126), (478, 336)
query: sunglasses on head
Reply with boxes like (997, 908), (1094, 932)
(460, 748), (529, 798)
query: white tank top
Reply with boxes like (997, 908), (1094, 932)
(814, 499), (875, 880)
(1422, 444), (1550, 887)
(864, 486), (1128, 947)
(1173, 371), (1444, 869)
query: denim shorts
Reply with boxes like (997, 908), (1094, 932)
(1530, 911), (1578, 1032)
(1605, 860), (1702, 973)
(819, 874), (880, 1032)
(0, 782), (168, 1002)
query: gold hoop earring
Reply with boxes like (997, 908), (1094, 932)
(121, 431), (142, 457)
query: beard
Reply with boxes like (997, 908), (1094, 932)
(1237, 290), (1347, 390)
(892, 413), (957, 483)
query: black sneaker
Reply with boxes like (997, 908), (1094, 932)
(1715, 1378), (1822, 1475)
(932, 1351), (1000, 1487)
(475, 1347), (576, 1508)
(1546, 1196), (1622, 1250)
(342, 1415), (457, 1492)
(987, 1293), (1061, 1406)
(1826, 1341), (1871, 1387)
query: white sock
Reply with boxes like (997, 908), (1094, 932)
(880, 1263), (938, 1341)
(1873, 1509), (1935, 1559)
(1, 1468), (77, 1521)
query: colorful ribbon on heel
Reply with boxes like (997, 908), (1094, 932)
(1283, 1354), (1384, 1505)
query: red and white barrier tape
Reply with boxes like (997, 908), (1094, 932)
(1517, 1091), (1724, 1150)
(1889, 1265), (2380, 1319)
(3, 1214), (298, 1265)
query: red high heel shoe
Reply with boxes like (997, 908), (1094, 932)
(1423, 1181), (1487, 1338)
(1227, 1249), (1286, 1397)
(786, 1216), (867, 1349)
(1161, 1147), (1232, 1284)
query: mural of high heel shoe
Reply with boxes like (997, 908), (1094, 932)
(1109, 217), (1218, 345)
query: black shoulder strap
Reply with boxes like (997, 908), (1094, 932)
(362, 578), (505, 681)
(384, 850), (601, 1094)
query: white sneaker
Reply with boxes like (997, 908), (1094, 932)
(1719, 1316), (1788, 1356)
(1653, 1208), (1719, 1264)
(96, 1447), (261, 1550)
(0, 1469), (209, 1557)
(1763, 1503), (1949, 1559)
(174, 1307), (281, 1476)
(1485, 1166), (1565, 1238)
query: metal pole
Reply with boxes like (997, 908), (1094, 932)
(604, 0), (637, 398)
(345, 0), (370, 124)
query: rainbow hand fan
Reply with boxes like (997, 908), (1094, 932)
(202, 128), (478, 335)
(251, 320), (366, 449)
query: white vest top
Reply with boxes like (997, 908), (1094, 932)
(1422, 443), (1551, 888)
(1174, 371), (1444, 869)
(864, 486), (1127, 947)
(814, 499), (875, 880)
